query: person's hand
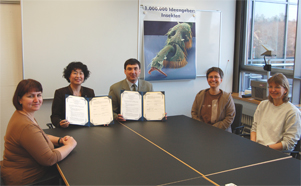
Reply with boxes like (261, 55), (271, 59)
(62, 135), (77, 148)
(60, 119), (70, 128)
(61, 135), (71, 142)
(117, 114), (126, 122)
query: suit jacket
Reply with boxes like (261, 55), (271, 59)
(109, 79), (153, 120)
(51, 85), (95, 128)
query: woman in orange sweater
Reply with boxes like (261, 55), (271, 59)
(1, 79), (77, 185)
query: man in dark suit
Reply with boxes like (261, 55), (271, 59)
(109, 58), (153, 121)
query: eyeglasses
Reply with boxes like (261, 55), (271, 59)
(208, 76), (220, 79)
(268, 85), (282, 89)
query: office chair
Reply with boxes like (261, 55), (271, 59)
(231, 103), (244, 135)
(24, 174), (64, 186)
(46, 123), (54, 129)
(291, 139), (301, 159)
(1, 164), (64, 186)
(0, 164), (5, 186)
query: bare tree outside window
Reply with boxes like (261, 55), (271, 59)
(241, 0), (298, 93)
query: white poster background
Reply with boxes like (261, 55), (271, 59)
(138, 6), (221, 77)
(142, 5), (195, 22)
(141, 5), (196, 81)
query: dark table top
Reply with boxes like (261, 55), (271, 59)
(45, 115), (300, 185)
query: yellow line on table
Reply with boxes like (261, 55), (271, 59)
(159, 156), (292, 185)
(204, 156), (291, 177)
(56, 163), (70, 186)
(119, 122), (219, 186)
(159, 176), (203, 186)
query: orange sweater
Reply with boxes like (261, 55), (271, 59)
(1, 110), (62, 185)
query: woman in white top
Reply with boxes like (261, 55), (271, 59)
(251, 73), (301, 151)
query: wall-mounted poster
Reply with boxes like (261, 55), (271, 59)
(142, 6), (196, 81)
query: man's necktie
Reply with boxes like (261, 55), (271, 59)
(132, 84), (137, 91)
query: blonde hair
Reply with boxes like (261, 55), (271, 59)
(268, 73), (289, 103)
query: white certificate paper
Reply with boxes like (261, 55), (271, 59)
(66, 95), (113, 126)
(66, 95), (88, 125)
(121, 91), (142, 120)
(143, 92), (165, 120)
(89, 97), (113, 125)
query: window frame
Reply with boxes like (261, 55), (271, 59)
(234, 0), (300, 104)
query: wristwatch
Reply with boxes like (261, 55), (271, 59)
(58, 137), (63, 146)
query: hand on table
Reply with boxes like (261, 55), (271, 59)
(61, 135), (77, 148)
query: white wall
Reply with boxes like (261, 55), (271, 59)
(0, 3), (23, 161)
(0, 0), (236, 160)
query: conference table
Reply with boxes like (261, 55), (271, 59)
(45, 115), (301, 185)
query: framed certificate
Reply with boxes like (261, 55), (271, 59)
(121, 91), (166, 121)
(66, 95), (114, 126)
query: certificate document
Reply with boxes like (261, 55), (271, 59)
(143, 92), (165, 121)
(121, 91), (142, 120)
(89, 96), (113, 125)
(65, 95), (114, 126)
(66, 95), (88, 125)
(120, 91), (166, 121)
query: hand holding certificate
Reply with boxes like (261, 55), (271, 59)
(66, 95), (114, 126)
(121, 91), (165, 121)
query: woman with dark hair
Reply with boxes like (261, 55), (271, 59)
(51, 61), (95, 128)
(1, 79), (77, 185)
(251, 73), (301, 151)
(191, 67), (235, 132)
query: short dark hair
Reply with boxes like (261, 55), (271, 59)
(124, 58), (141, 70)
(206, 67), (224, 79)
(63, 62), (90, 83)
(13, 79), (43, 110)
(268, 73), (290, 103)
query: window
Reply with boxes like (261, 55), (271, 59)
(241, 72), (293, 98)
(246, 0), (297, 69)
(235, 0), (301, 104)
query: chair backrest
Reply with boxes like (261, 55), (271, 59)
(0, 164), (5, 186)
(46, 123), (54, 129)
(292, 138), (300, 160)
(0, 164), (61, 186)
(231, 103), (243, 134)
